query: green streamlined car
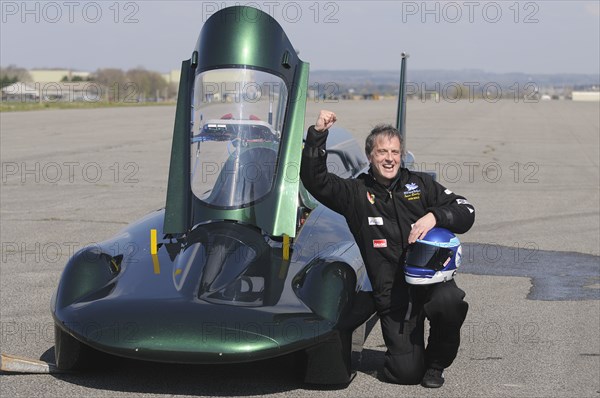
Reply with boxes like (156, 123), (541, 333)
(52, 6), (401, 384)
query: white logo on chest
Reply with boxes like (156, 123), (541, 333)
(368, 217), (383, 225)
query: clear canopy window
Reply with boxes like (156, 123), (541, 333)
(191, 68), (288, 208)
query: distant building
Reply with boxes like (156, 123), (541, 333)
(1, 81), (105, 102)
(1, 82), (40, 101)
(13, 69), (96, 102)
(163, 69), (181, 86)
(572, 91), (600, 102)
(29, 69), (91, 82)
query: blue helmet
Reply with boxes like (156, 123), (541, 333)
(404, 227), (462, 285)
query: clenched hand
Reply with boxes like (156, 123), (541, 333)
(315, 110), (337, 132)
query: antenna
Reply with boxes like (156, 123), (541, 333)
(396, 52), (409, 147)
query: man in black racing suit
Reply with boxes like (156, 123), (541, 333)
(300, 110), (475, 388)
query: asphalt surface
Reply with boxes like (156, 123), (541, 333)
(1, 99), (599, 397)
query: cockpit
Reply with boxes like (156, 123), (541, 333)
(190, 68), (288, 209)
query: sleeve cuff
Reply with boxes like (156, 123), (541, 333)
(303, 126), (329, 158)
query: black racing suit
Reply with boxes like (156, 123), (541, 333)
(300, 126), (475, 384)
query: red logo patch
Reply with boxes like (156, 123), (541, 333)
(373, 239), (387, 248)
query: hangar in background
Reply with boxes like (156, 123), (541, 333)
(572, 91), (600, 102)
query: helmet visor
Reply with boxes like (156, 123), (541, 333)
(405, 242), (454, 271)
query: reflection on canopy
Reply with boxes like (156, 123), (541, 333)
(190, 68), (288, 209)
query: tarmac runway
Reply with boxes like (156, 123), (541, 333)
(1, 99), (598, 397)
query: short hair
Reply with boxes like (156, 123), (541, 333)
(365, 124), (404, 158)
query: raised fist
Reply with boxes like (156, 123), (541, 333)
(315, 110), (337, 132)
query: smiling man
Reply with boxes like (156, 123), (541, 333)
(300, 110), (475, 388)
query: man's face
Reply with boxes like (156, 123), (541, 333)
(367, 135), (401, 186)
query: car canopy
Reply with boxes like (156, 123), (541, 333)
(164, 6), (309, 238)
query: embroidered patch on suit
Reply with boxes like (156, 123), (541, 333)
(367, 191), (375, 204)
(404, 182), (421, 201)
(373, 239), (387, 248)
(368, 217), (383, 225)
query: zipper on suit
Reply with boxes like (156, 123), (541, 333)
(387, 188), (405, 249)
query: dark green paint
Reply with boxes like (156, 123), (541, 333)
(164, 59), (193, 234)
(396, 52), (409, 140)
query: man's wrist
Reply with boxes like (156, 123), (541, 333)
(309, 125), (327, 134)
(312, 125), (326, 133)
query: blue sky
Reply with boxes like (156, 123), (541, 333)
(1, 1), (599, 74)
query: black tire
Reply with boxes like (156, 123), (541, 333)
(54, 325), (97, 370)
(303, 331), (353, 385)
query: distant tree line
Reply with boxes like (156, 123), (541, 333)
(0, 65), (31, 88)
(1, 65), (177, 102)
(92, 67), (176, 102)
(60, 75), (91, 82)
